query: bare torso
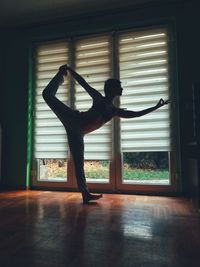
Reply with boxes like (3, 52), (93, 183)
(79, 95), (118, 135)
(80, 111), (105, 135)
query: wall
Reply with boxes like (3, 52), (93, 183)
(175, 1), (200, 191)
(0, 0), (199, 193)
(0, 30), (29, 188)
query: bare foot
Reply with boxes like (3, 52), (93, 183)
(82, 193), (103, 204)
(59, 65), (68, 76)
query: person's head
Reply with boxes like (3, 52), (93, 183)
(104, 79), (123, 98)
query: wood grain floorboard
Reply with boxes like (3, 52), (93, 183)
(0, 190), (200, 267)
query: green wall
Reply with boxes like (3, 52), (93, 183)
(0, 1), (199, 192)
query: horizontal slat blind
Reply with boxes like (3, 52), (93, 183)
(75, 36), (112, 160)
(34, 41), (69, 159)
(119, 28), (171, 152)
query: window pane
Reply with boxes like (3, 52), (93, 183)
(75, 35), (112, 161)
(123, 152), (170, 185)
(38, 159), (67, 181)
(34, 41), (69, 160)
(119, 28), (171, 187)
(85, 160), (110, 183)
(119, 28), (171, 153)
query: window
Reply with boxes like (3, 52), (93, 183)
(75, 36), (112, 161)
(32, 25), (176, 191)
(34, 41), (69, 181)
(119, 28), (171, 185)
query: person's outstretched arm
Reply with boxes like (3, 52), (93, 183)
(61, 65), (102, 100)
(116, 99), (169, 118)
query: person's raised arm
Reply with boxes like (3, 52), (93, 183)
(60, 65), (102, 100)
(116, 98), (169, 118)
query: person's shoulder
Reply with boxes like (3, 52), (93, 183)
(93, 91), (104, 102)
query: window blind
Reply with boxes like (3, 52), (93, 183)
(75, 36), (112, 160)
(119, 28), (171, 152)
(34, 41), (69, 159)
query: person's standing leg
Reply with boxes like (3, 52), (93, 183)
(67, 130), (102, 204)
(67, 131), (89, 193)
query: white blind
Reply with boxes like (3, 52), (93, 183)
(75, 36), (112, 160)
(119, 28), (171, 152)
(34, 41), (69, 159)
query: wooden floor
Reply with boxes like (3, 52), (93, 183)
(0, 190), (200, 267)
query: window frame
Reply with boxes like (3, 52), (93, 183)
(114, 24), (179, 193)
(30, 24), (180, 194)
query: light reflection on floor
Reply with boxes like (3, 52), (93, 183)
(123, 223), (153, 240)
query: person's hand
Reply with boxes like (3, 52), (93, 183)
(156, 98), (170, 109)
(59, 65), (68, 76)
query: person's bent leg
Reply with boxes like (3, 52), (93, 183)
(42, 70), (79, 130)
(67, 130), (102, 204)
(43, 70), (64, 100)
(43, 65), (67, 100)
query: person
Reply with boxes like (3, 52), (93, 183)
(42, 65), (169, 204)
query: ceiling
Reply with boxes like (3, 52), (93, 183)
(0, 0), (177, 28)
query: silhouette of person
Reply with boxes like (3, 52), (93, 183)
(43, 65), (169, 203)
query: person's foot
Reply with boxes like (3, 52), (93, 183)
(59, 65), (68, 76)
(82, 193), (103, 204)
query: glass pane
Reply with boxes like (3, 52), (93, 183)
(85, 160), (110, 183)
(123, 152), (170, 185)
(38, 159), (67, 182)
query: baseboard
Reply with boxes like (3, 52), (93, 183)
(0, 184), (27, 191)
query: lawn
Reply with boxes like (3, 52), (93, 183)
(39, 160), (169, 181)
(123, 169), (169, 180)
(85, 168), (169, 180)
